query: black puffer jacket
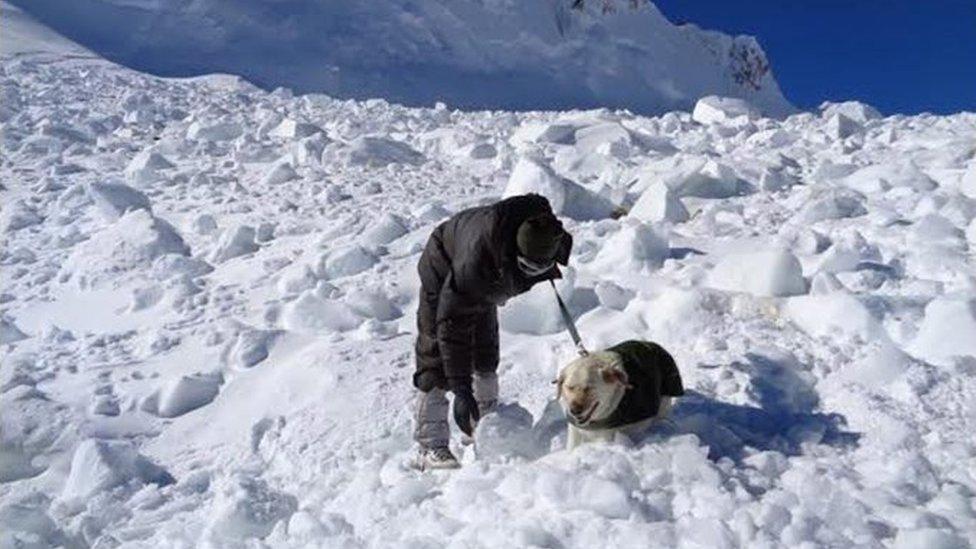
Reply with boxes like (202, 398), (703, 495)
(414, 194), (572, 392)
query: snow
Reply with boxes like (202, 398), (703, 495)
(503, 156), (616, 220)
(707, 249), (806, 297)
(2, 6), (976, 548)
(10, 0), (793, 116)
(692, 95), (760, 126)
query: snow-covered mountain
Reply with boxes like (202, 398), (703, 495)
(4, 4), (976, 548)
(8, 0), (793, 115)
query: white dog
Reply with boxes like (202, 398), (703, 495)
(556, 340), (684, 450)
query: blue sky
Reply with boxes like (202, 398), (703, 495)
(654, 0), (976, 115)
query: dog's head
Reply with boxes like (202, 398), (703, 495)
(555, 351), (629, 426)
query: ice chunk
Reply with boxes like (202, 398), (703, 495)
(502, 156), (615, 221)
(473, 403), (537, 460)
(153, 373), (222, 418)
(186, 119), (243, 141)
(594, 280), (636, 311)
(260, 160), (298, 186)
(86, 181), (151, 221)
(910, 214), (965, 249)
(825, 113), (862, 139)
(152, 254), (213, 280)
(228, 328), (279, 368)
(892, 528), (967, 549)
(63, 210), (189, 283)
(590, 221), (669, 273)
(784, 294), (885, 341)
(759, 168), (797, 192)
(210, 225), (259, 263)
(360, 213), (408, 246)
(267, 118), (323, 140)
(707, 249), (806, 297)
(0, 317), (29, 345)
(280, 291), (363, 332)
(193, 213), (218, 235)
(820, 101), (882, 123)
(500, 267), (595, 335)
(207, 474), (297, 541)
(319, 245), (377, 278)
(843, 162), (936, 193)
(629, 182), (689, 223)
(277, 263), (319, 296)
(331, 136), (424, 167)
(692, 95), (759, 125)
(669, 159), (748, 199)
(966, 218), (976, 244)
(125, 149), (175, 185)
(345, 289), (401, 321)
(60, 439), (173, 507)
(2, 200), (42, 232)
(799, 189), (866, 223)
(910, 298), (976, 366)
(960, 161), (976, 199)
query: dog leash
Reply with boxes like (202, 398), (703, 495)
(549, 279), (588, 356)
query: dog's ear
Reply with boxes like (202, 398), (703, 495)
(600, 365), (631, 388)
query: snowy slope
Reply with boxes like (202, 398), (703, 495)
(8, 0), (793, 115)
(3, 7), (976, 549)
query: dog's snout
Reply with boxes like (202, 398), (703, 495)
(570, 403), (585, 416)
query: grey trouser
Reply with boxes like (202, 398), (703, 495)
(413, 371), (498, 448)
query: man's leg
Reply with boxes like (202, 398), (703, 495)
(412, 290), (458, 469)
(472, 306), (500, 416)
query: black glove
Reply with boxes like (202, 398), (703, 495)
(451, 386), (480, 437)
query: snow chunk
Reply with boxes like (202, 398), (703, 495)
(63, 210), (189, 283)
(268, 118), (323, 140)
(345, 289), (401, 321)
(692, 95), (759, 125)
(820, 101), (882, 123)
(60, 439), (173, 507)
(187, 119), (243, 141)
(228, 328), (280, 369)
(207, 474), (297, 541)
(707, 249), (806, 297)
(87, 181), (151, 221)
(473, 403), (537, 460)
(892, 528), (967, 549)
(502, 156), (615, 221)
(2, 200), (42, 232)
(260, 160), (298, 186)
(151, 373), (222, 418)
(669, 159), (748, 199)
(500, 267), (594, 335)
(125, 149), (175, 185)
(590, 221), (669, 273)
(825, 113), (862, 139)
(784, 294), (884, 341)
(799, 189), (866, 223)
(629, 182), (688, 223)
(319, 245), (377, 278)
(280, 291), (363, 332)
(210, 225), (259, 263)
(0, 317), (29, 345)
(360, 213), (408, 246)
(959, 161), (976, 199)
(910, 298), (976, 366)
(594, 280), (636, 311)
(330, 136), (424, 167)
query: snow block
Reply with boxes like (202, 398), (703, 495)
(229, 328), (279, 369)
(154, 373), (222, 418)
(692, 95), (759, 126)
(799, 189), (867, 223)
(260, 161), (299, 186)
(825, 113), (862, 140)
(268, 118), (323, 140)
(473, 403), (537, 460)
(2, 200), (42, 232)
(63, 210), (189, 282)
(960, 161), (976, 199)
(60, 439), (173, 507)
(0, 317), (29, 345)
(319, 245), (378, 279)
(707, 249), (806, 297)
(360, 213), (408, 246)
(331, 136), (424, 167)
(210, 225), (259, 263)
(345, 289), (401, 321)
(502, 156), (615, 221)
(629, 182), (689, 223)
(186, 120), (243, 141)
(590, 221), (669, 273)
(594, 280), (636, 311)
(910, 298), (976, 366)
(500, 267), (593, 335)
(207, 474), (297, 541)
(87, 181), (151, 221)
(784, 294), (884, 342)
(669, 159), (748, 199)
(819, 101), (882, 124)
(280, 291), (363, 332)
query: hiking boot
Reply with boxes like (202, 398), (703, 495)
(411, 446), (460, 471)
